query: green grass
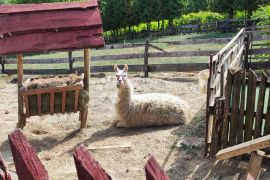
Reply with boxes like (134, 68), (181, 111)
(1, 32), (234, 70)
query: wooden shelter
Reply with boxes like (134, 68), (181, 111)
(0, 0), (104, 128)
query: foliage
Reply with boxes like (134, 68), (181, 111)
(173, 11), (226, 26)
(234, 11), (247, 19)
(252, 5), (270, 25)
(183, 0), (208, 13)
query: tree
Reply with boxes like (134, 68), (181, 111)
(160, 0), (184, 27)
(183, 0), (208, 13)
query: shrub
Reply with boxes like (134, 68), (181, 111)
(173, 11), (226, 26)
(252, 5), (270, 25)
(234, 11), (246, 19)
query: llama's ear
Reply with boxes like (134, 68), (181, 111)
(124, 64), (128, 72)
(114, 64), (119, 72)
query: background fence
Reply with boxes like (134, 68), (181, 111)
(105, 19), (256, 43)
(0, 26), (269, 76)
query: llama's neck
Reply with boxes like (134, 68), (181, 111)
(116, 79), (133, 104)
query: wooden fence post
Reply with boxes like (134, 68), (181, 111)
(8, 130), (49, 180)
(0, 153), (11, 180)
(145, 156), (169, 180)
(68, 51), (73, 73)
(205, 54), (213, 157)
(80, 48), (90, 128)
(144, 39), (149, 78)
(1, 56), (5, 74)
(17, 54), (26, 128)
(244, 33), (251, 70)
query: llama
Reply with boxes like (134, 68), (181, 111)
(113, 64), (191, 128)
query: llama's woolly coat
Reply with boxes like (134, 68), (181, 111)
(115, 79), (191, 128)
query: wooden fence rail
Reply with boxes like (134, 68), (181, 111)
(2, 129), (170, 180)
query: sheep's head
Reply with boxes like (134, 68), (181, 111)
(114, 64), (128, 88)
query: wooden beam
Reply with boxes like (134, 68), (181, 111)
(73, 144), (111, 180)
(244, 151), (265, 180)
(17, 54), (25, 128)
(145, 156), (169, 180)
(80, 48), (90, 128)
(216, 134), (270, 160)
(8, 130), (49, 180)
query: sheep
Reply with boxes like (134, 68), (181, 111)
(113, 64), (191, 128)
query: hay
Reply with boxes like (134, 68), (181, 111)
(23, 74), (89, 115)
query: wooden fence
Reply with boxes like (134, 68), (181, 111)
(1, 28), (269, 76)
(105, 19), (256, 43)
(205, 26), (270, 157)
(1, 129), (169, 180)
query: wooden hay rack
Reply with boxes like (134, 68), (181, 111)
(0, 1), (105, 128)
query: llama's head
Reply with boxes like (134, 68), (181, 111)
(114, 64), (128, 88)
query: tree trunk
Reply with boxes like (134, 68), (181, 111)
(158, 20), (160, 30)
(228, 8), (234, 19)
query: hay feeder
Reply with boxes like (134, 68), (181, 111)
(0, 1), (104, 128)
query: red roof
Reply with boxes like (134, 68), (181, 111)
(0, 0), (104, 55)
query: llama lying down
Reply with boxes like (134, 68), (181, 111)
(114, 64), (191, 128)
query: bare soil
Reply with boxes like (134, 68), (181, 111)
(0, 72), (267, 180)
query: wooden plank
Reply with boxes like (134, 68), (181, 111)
(145, 156), (169, 180)
(37, 94), (42, 116)
(218, 28), (245, 56)
(229, 70), (242, 146)
(237, 71), (246, 144)
(250, 62), (270, 70)
(254, 72), (267, 138)
(148, 50), (218, 58)
(0, 28), (104, 55)
(244, 151), (265, 180)
(80, 48), (90, 128)
(211, 98), (219, 156)
(244, 69), (257, 142)
(0, 153), (11, 180)
(61, 91), (66, 113)
(216, 134), (270, 160)
(0, 1), (98, 14)
(73, 144), (111, 180)
(159, 37), (231, 45)
(8, 130), (49, 180)
(264, 81), (270, 136)
(0, 9), (101, 36)
(221, 70), (233, 148)
(68, 51), (73, 73)
(250, 48), (270, 55)
(19, 84), (82, 96)
(50, 92), (55, 115)
(17, 54), (25, 128)
(74, 90), (80, 112)
(24, 95), (30, 118)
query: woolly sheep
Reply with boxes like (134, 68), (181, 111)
(113, 64), (191, 128)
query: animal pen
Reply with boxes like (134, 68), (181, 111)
(0, 1), (104, 128)
(205, 26), (270, 157)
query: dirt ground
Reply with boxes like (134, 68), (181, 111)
(0, 72), (269, 180)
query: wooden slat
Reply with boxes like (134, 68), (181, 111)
(210, 98), (219, 155)
(221, 70), (233, 148)
(237, 71), (246, 144)
(229, 70), (242, 146)
(0, 28), (104, 55)
(244, 151), (265, 180)
(17, 54), (25, 128)
(216, 134), (270, 160)
(74, 90), (80, 112)
(37, 94), (42, 116)
(0, 153), (11, 180)
(254, 72), (267, 138)
(145, 156), (169, 180)
(244, 70), (257, 142)
(20, 84), (82, 96)
(50, 92), (55, 115)
(0, 1), (98, 14)
(8, 130), (49, 180)
(73, 144), (111, 180)
(0, 9), (101, 36)
(61, 91), (66, 113)
(264, 82), (270, 136)
(250, 48), (270, 55)
(24, 95), (30, 118)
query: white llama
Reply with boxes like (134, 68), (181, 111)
(113, 64), (191, 128)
